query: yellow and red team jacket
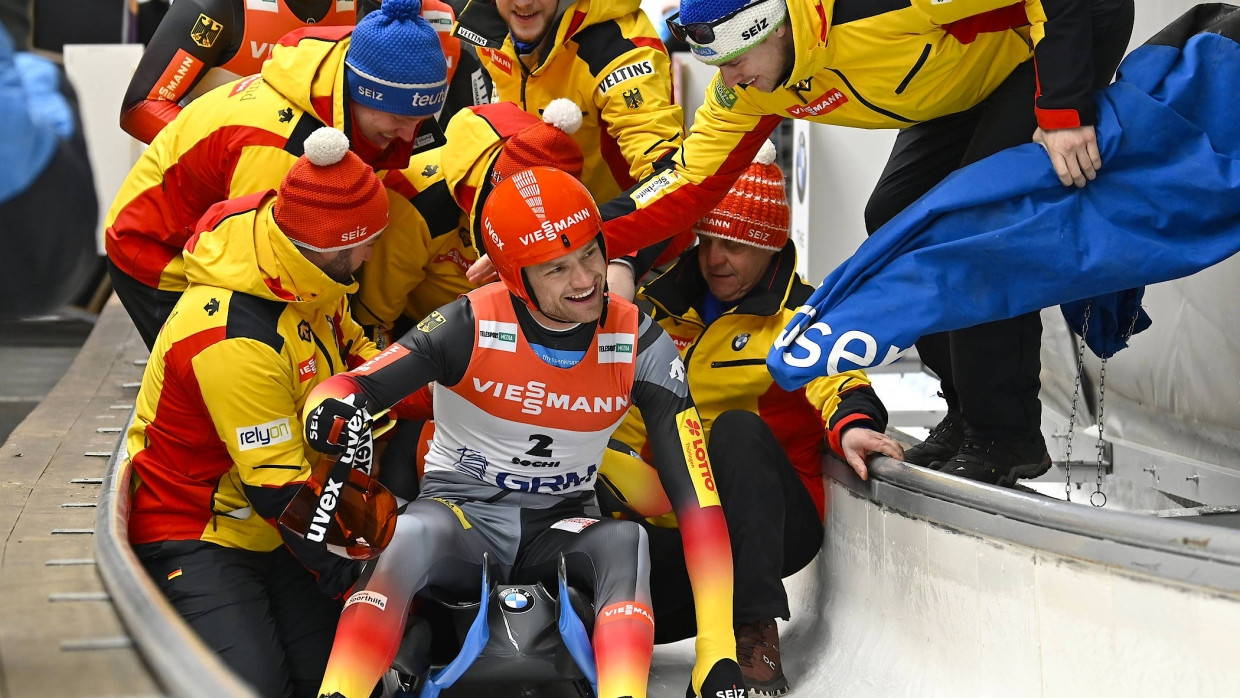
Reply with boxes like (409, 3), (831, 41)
(119, 0), (467, 144)
(127, 191), (377, 592)
(599, 0), (1102, 258)
(455, 0), (684, 202)
(106, 26), (438, 296)
(351, 147), (479, 344)
(606, 242), (887, 520)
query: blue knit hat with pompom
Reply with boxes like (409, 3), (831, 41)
(345, 0), (448, 117)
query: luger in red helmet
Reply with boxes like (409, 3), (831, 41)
(480, 166), (606, 311)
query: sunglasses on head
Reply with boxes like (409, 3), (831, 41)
(665, 0), (775, 45)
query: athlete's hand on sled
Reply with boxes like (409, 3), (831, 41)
(467, 254), (499, 284)
(840, 427), (904, 481)
(691, 658), (746, 698)
(304, 395), (369, 457)
(1034, 124), (1101, 188)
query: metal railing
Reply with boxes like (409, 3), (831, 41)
(832, 453), (1240, 589)
(94, 434), (259, 698)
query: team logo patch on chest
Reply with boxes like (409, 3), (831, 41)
(478, 320), (518, 352)
(732, 333), (750, 351)
(597, 333), (635, 364)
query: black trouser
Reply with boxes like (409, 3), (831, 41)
(623, 410), (824, 644)
(863, 0), (1135, 439)
(107, 258), (182, 350)
(134, 540), (343, 698)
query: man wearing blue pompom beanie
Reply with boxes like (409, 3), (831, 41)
(107, 0), (450, 351)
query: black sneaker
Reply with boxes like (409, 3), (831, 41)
(904, 413), (966, 469)
(939, 435), (1052, 487)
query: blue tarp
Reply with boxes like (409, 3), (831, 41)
(768, 4), (1240, 390)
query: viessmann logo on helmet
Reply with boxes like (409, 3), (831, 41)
(518, 207), (592, 247)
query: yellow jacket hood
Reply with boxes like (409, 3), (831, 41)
(184, 192), (355, 309)
(260, 27), (352, 128)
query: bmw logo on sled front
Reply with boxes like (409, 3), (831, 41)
(500, 587), (534, 613)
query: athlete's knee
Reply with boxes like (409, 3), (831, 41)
(389, 500), (466, 555)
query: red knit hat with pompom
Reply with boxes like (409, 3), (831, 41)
(693, 140), (788, 251)
(491, 98), (586, 184)
(273, 127), (389, 253)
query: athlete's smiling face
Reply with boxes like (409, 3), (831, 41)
(717, 23), (795, 93)
(525, 238), (607, 328)
(496, 0), (559, 44)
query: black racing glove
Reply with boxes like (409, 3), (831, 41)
(305, 395), (369, 456)
(690, 658), (747, 698)
(316, 557), (364, 600)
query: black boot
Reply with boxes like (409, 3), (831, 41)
(939, 434), (1052, 487)
(903, 413), (966, 469)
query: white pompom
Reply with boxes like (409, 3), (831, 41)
(754, 140), (777, 166)
(542, 98), (583, 135)
(303, 127), (351, 167)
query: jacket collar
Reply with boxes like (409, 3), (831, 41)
(781, 0), (833, 89)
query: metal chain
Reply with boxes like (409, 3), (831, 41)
(1092, 352), (1109, 507)
(1091, 310), (1144, 506)
(1064, 303), (1091, 502)
(1096, 311), (1140, 508)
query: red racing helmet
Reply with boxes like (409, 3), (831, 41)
(480, 166), (604, 309)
